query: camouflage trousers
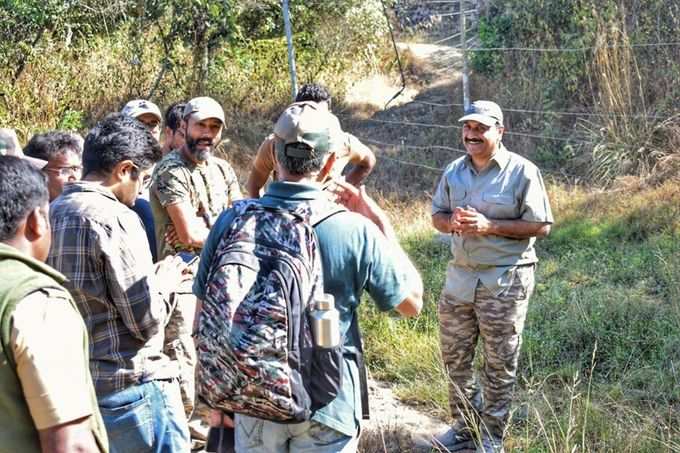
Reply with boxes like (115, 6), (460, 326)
(164, 288), (198, 418)
(438, 265), (534, 439)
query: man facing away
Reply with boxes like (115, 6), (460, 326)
(426, 101), (553, 453)
(193, 101), (423, 453)
(0, 156), (107, 453)
(23, 131), (83, 202)
(245, 82), (376, 198)
(47, 113), (191, 452)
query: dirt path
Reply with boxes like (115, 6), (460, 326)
(342, 39), (464, 452)
(336, 34), (467, 201)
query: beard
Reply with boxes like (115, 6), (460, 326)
(185, 135), (213, 162)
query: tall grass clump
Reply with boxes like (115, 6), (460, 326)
(470, 0), (680, 185)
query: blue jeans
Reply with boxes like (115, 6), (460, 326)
(98, 379), (190, 453)
(234, 414), (358, 453)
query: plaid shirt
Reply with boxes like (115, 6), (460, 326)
(48, 182), (177, 395)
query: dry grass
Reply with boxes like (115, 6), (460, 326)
(550, 179), (680, 237)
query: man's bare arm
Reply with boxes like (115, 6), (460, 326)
(38, 416), (99, 453)
(247, 138), (277, 198)
(245, 166), (270, 199)
(455, 207), (551, 239)
(432, 212), (457, 234)
(344, 138), (376, 186)
(486, 219), (551, 238)
(395, 293), (423, 318)
(330, 180), (423, 317)
(166, 202), (211, 248)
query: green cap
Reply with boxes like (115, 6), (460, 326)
(273, 102), (340, 159)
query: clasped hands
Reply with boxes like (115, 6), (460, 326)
(449, 206), (491, 236)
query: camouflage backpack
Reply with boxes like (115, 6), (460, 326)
(195, 198), (345, 422)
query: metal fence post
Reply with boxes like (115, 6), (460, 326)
(460, 0), (470, 110)
(282, 0), (298, 100)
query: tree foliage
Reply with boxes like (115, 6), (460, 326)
(0, 0), (389, 135)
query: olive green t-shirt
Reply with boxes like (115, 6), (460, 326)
(150, 149), (242, 260)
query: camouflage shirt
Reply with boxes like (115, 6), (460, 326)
(150, 149), (242, 260)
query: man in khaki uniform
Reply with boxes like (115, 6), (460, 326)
(150, 96), (241, 439)
(0, 155), (108, 453)
(427, 101), (553, 453)
(246, 83), (375, 198)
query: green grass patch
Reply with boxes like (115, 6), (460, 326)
(361, 183), (680, 448)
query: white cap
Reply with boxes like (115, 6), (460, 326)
(121, 99), (162, 122)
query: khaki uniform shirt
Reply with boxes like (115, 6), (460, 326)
(432, 145), (553, 302)
(150, 149), (242, 259)
(11, 288), (97, 430)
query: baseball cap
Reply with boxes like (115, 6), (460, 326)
(183, 97), (225, 124)
(0, 129), (48, 170)
(458, 100), (504, 127)
(121, 99), (162, 122)
(273, 102), (340, 159)
(0, 128), (21, 155)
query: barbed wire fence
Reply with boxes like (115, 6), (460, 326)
(326, 0), (680, 194)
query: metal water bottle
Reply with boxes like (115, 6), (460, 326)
(310, 294), (340, 348)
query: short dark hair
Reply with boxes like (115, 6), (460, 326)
(275, 142), (327, 176)
(82, 113), (162, 177)
(24, 130), (82, 161)
(0, 156), (49, 242)
(165, 102), (186, 132)
(295, 83), (331, 106)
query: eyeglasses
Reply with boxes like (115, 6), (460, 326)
(44, 165), (83, 177)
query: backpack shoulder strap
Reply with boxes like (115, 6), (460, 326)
(349, 309), (370, 420)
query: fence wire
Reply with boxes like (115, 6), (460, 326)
(338, 2), (679, 176)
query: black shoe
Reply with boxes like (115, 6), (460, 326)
(428, 428), (475, 452)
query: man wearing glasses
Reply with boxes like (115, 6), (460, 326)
(23, 131), (83, 202)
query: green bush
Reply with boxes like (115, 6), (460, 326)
(0, 0), (390, 137)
